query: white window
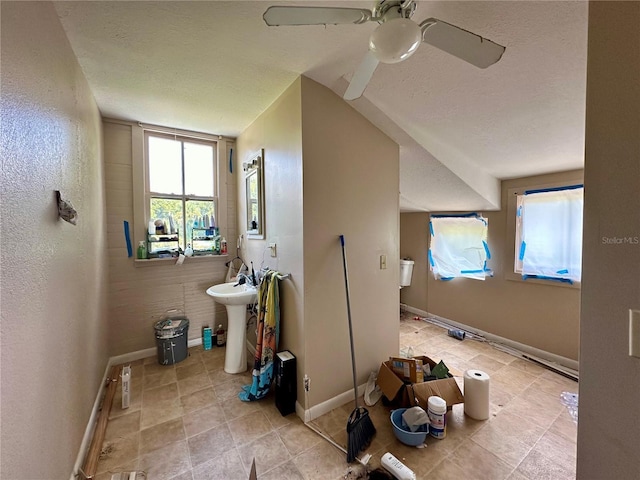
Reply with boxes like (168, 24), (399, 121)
(515, 185), (583, 283)
(145, 132), (218, 252)
(429, 214), (491, 281)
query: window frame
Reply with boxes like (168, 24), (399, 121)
(132, 123), (230, 264)
(505, 177), (583, 288)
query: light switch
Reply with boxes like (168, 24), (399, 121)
(380, 254), (387, 270)
(630, 309), (640, 358)
(268, 243), (277, 257)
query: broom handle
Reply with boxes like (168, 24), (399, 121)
(340, 235), (360, 409)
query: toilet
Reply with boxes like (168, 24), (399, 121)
(400, 259), (414, 289)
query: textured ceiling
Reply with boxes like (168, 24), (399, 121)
(54, 1), (588, 212)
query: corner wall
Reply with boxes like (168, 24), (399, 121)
(0, 3), (108, 478)
(577, 2), (640, 477)
(301, 77), (400, 407)
(401, 170), (583, 361)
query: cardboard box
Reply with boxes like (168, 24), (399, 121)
(377, 355), (464, 409)
(388, 356), (424, 383)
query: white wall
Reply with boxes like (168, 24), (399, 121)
(577, 2), (640, 478)
(0, 3), (109, 478)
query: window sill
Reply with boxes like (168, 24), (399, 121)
(134, 254), (228, 267)
(505, 271), (581, 289)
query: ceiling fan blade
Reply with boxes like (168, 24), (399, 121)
(263, 6), (372, 26)
(343, 52), (380, 101)
(420, 18), (505, 68)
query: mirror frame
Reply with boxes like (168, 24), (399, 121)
(244, 149), (264, 239)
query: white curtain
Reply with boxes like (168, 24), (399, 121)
(518, 187), (583, 282)
(429, 216), (490, 280)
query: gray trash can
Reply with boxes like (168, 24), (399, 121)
(154, 311), (189, 365)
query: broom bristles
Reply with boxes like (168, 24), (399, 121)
(346, 407), (376, 463)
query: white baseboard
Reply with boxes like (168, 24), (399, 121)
(401, 304), (579, 375)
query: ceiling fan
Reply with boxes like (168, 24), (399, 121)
(263, 0), (506, 100)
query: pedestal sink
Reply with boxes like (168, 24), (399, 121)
(206, 282), (257, 373)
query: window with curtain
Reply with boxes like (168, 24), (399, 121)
(515, 185), (584, 283)
(429, 214), (491, 281)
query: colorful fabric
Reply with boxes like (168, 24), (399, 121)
(239, 270), (280, 401)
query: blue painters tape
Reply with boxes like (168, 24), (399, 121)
(440, 277), (454, 281)
(519, 241), (526, 261)
(483, 240), (491, 259)
(428, 249), (435, 267)
(522, 274), (574, 285)
(429, 221), (434, 236)
(461, 269), (484, 274)
(517, 205), (522, 217)
(123, 220), (132, 258)
(524, 184), (583, 195)
(556, 269), (569, 275)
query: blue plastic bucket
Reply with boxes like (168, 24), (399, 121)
(390, 408), (429, 446)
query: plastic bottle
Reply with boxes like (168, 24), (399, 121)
(137, 241), (147, 259)
(148, 220), (155, 235)
(221, 237), (227, 255)
(184, 244), (193, 257)
(216, 324), (226, 346)
(427, 396), (447, 439)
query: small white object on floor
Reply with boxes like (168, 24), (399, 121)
(381, 452), (416, 480)
(364, 371), (382, 406)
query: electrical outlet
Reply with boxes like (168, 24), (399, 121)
(304, 374), (310, 391)
(268, 243), (277, 257)
(380, 254), (387, 270)
(630, 309), (640, 358)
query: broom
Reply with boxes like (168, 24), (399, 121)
(339, 234), (376, 463)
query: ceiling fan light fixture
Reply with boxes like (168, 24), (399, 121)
(369, 18), (422, 64)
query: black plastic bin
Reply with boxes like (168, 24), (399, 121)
(154, 311), (189, 365)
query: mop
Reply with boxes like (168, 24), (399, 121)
(339, 235), (376, 463)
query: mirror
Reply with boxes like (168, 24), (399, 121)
(244, 149), (264, 239)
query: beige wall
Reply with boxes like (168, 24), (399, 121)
(236, 76), (399, 409)
(301, 77), (400, 406)
(0, 3), (109, 478)
(236, 78), (306, 404)
(578, 2), (640, 477)
(103, 121), (237, 355)
(401, 170), (583, 361)
(400, 213), (429, 311)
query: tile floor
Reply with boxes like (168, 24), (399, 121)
(95, 311), (578, 479)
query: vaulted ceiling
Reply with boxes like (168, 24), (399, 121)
(54, 1), (588, 212)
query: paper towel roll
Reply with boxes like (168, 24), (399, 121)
(464, 369), (491, 420)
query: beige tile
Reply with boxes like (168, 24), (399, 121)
(384, 440), (450, 477)
(213, 377), (247, 401)
(292, 441), (349, 480)
(143, 361), (175, 376)
(277, 421), (323, 457)
(140, 398), (183, 430)
(471, 431), (533, 468)
(183, 402), (226, 437)
(507, 470), (531, 480)
(140, 417), (185, 455)
(177, 372), (212, 396)
(491, 366), (538, 396)
(93, 460), (139, 480)
(191, 448), (246, 479)
(180, 386), (217, 415)
(221, 396), (263, 421)
(517, 449), (575, 480)
(530, 374), (578, 398)
(111, 384), (143, 419)
(258, 460), (305, 480)
(548, 409), (577, 443)
(427, 458), (470, 480)
(143, 368), (178, 390)
(508, 358), (547, 376)
(138, 440), (192, 480)
(104, 410), (141, 442)
(96, 432), (140, 474)
(187, 423), (235, 467)
(176, 361), (206, 381)
(310, 407), (348, 437)
(260, 401), (295, 429)
(177, 351), (204, 368)
(466, 354), (509, 375)
(228, 410), (274, 446)
(450, 439), (513, 480)
(237, 431), (291, 474)
(142, 382), (179, 408)
(530, 431), (577, 473)
(169, 470), (193, 480)
(472, 410), (545, 448)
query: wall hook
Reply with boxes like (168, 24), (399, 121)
(56, 190), (78, 225)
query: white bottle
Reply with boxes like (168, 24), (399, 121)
(427, 395), (447, 439)
(381, 452), (416, 480)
